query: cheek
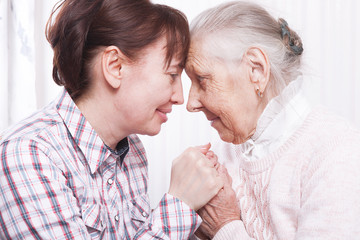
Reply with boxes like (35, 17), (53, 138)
(202, 90), (224, 112)
(140, 83), (172, 106)
(219, 109), (238, 136)
(150, 78), (173, 100)
(212, 95), (242, 132)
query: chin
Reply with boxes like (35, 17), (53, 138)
(218, 131), (234, 144)
(144, 125), (162, 136)
(218, 130), (244, 145)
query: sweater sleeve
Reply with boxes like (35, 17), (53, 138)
(212, 220), (255, 240)
(189, 220), (255, 240)
(296, 132), (360, 239)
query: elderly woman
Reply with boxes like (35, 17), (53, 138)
(186, 1), (360, 239)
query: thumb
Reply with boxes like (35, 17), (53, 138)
(194, 142), (211, 155)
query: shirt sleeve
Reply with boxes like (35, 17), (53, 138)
(133, 193), (202, 239)
(0, 139), (92, 240)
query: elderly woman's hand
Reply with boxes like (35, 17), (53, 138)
(195, 165), (241, 239)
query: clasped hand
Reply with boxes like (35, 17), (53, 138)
(168, 143), (224, 210)
(196, 146), (241, 239)
(168, 143), (241, 239)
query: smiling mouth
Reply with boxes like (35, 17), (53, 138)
(157, 109), (172, 114)
(156, 109), (172, 122)
(208, 117), (219, 126)
(207, 115), (218, 121)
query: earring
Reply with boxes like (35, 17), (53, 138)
(256, 88), (263, 98)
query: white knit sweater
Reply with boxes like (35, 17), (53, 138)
(210, 81), (360, 239)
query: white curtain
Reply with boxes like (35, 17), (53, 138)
(0, 0), (37, 130)
(1, 0), (359, 207)
(0, 0), (59, 131)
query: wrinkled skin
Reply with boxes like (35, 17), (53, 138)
(195, 164), (241, 239)
(193, 150), (241, 239)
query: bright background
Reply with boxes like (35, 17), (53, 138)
(1, 0), (359, 207)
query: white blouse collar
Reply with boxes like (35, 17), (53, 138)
(239, 77), (312, 161)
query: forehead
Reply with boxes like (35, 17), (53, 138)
(186, 39), (213, 72)
(137, 37), (182, 70)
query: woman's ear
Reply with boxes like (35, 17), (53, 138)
(101, 46), (125, 89)
(243, 47), (270, 95)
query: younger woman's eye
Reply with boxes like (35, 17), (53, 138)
(170, 73), (179, 81)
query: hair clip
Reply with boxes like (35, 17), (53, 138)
(280, 20), (290, 40)
(280, 19), (303, 55)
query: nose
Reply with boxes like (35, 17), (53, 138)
(186, 84), (202, 112)
(171, 77), (184, 105)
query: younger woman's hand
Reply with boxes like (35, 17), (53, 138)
(168, 144), (224, 210)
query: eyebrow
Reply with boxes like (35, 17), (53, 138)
(186, 64), (205, 75)
(166, 64), (182, 72)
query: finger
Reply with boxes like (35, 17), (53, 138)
(205, 150), (214, 159)
(200, 201), (221, 225)
(212, 154), (220, 170)
(195, 142), (211, 155)
(197, 206), (206, 217)
(214, 169), (225, 192)
(197, 206), (213, 225)
(218, 165), (232, 186)
(195, 227), (209, 240)
(205, 151), (218, 167)
(206, 151), (221, 170)
(214, 162), (220, 170)
(198, 154), (216, 169)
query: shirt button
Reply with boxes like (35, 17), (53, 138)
(141, 211), (147, 217)
(107, 178), (113, 185)
(114, 215), (119, 221)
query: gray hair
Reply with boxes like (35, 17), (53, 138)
(190, 1), (303, 97)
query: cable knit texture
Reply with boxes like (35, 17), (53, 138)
(213, 107), (360, 240)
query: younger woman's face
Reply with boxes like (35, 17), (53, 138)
(116, 37), (185, 136)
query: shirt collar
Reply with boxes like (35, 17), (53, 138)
(105, 137), (129, 165)
(240, 77), (312, 161)
(55, 88), (127, 173)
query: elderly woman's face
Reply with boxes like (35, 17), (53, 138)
(186, 40), (260, 144)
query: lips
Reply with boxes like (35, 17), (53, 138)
(156, 108), (172, 122)
(208, 116), (218, 121)
(157, 108), (172, 114)
(204, 113), (219, 126)
(205, 114), (218, 122)
(210, 117), (220, 127)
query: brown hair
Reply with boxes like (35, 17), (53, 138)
(46, 0), (190, 100)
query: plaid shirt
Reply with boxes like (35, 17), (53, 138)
(0, 89), (201, 239)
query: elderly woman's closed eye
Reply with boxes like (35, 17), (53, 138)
(186, 1), (360, 240)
